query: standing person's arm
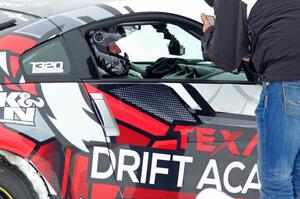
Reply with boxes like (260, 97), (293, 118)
(201, 0), (250, 72)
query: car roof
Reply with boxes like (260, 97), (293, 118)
(105, 0), (214, 24)
(48, 0), (213, 34)
(0, 0), (213, 20)
(0, 0), (117, 17)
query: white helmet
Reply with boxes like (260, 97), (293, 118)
(89, 27), (130, 76)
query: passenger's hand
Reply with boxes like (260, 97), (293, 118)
(201, 13), (215, 33)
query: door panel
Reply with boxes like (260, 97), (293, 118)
(67, 11), (261, 199)
(84, 82), (260, 199)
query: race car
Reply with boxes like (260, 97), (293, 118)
(0, 0), (261, 198)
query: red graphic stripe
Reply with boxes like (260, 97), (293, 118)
(0, 124), (35, 158)
(9, 55), (19, 78)
(61, 148), (72, 199)
(84, 84), (169, 136)
(91, 184), (119, 199)
(117, 124), (151, 147)
(31, 141), (61, 194)
(20, 83), (38, 96)
(242, 133), (258, 157)
(0, 34), (37, 54)
(152, 140), (177, 150)
(123, 187), (196, 199)
(4, 77), (21, 91)
(70, 154), (89, 199)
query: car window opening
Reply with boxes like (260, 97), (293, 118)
(85, 22), (248, 82)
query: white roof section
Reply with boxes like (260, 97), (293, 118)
(106, 0), (214, 23)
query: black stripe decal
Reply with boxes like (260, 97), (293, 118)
(97, 4), (122, 16)
(78, 16), (95, 23)
(183, 84), (216, 116)
(124, 6), (134, 13)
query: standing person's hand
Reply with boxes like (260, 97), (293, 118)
(201, 13), (215, 33)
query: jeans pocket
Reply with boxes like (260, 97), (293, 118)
(255, 83), (268, 116)
(283, 81), (300, 117)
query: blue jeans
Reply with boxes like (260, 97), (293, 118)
(256, 81), (300, 199)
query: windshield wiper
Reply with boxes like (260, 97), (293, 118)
(0, 19), (16, 31)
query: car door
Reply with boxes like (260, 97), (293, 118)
(67, 13), (261, 199)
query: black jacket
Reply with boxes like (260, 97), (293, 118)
(203, 0), (300, 81)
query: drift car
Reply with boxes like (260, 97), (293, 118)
(0, 0), (261, 198)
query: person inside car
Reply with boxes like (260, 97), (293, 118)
(89, 27), (131, 77)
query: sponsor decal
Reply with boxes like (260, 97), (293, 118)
(88, 124), (259, 198)
(90, 146), (259, 195)
(31, 62), (64, 74)
(0, 91), (44, 125)
(172, 125), (258, 157)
